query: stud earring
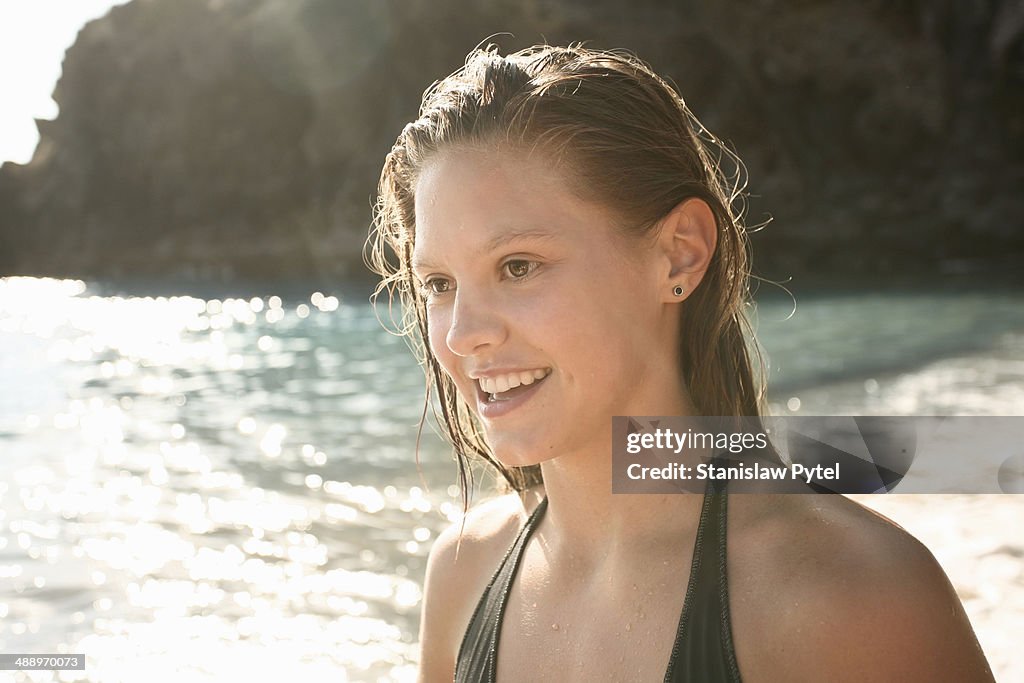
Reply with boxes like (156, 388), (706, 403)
(673, 285), (685, 297)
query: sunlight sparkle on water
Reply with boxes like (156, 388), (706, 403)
(0, 277), (457, 679)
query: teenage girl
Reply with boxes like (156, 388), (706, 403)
(369, 44), (994, 682)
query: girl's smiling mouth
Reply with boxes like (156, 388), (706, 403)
(471, 368), (552, 415)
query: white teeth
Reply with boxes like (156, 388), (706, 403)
(478, 369), (549, 395)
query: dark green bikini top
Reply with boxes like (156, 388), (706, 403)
(454, 479), (742, 682)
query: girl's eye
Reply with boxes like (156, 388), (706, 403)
(503, 260), (537, 279)
(421, 278), (452, 296)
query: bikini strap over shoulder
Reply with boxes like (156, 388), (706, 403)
(454, 496), (549, 683)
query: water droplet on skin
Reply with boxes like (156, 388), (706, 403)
(625, 623), (632, 632)
(551, 623), (559, 631)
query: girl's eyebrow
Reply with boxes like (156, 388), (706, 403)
(410, 254), (436, 272)
(413, 229), (558, 272)
(482, 228), (558, 254)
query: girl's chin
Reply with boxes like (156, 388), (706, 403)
(488, 441), (554, 471)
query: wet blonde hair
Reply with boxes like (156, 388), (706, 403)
(367, 43), (765, 501)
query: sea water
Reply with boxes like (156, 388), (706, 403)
(0, 277), (1021, 682)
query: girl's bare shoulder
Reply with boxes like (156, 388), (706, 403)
(428, 486), (545, 576)
(728, 494), (993, 682)
(416, 487), (544, 681)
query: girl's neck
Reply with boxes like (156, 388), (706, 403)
(533, 385), (703, 565)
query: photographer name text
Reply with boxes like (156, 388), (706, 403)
(626, 461), (839, 483)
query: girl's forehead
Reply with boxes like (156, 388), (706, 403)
(417, 147), (554, 192)
(415, 152), (581, 230)
(410, 154), (642, 271)
(410, 145), (651, 267)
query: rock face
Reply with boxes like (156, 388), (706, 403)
(1, 0), (1021, 282)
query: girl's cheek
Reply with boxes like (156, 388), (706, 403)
(427, 313), (454, 367)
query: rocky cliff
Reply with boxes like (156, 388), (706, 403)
(1, 0), (1021, 283)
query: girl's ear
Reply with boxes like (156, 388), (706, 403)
(656, 198), (717, 302)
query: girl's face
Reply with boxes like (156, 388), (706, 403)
(412, 148), (686, 467)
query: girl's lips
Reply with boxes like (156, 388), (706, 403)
(476, 372), (550, 419)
